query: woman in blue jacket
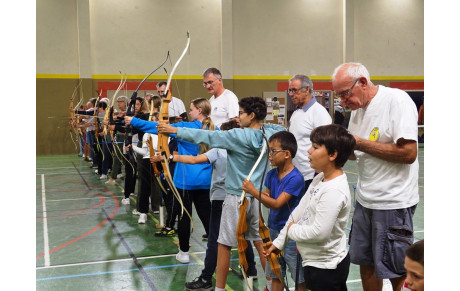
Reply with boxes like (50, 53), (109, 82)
(125, 98), (214, 264)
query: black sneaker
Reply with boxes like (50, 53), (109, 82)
(154, 227), (176, 237)
(202, 233), (208, 241)
(184, 277), (212, 291)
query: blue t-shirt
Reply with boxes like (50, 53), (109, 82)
(264, 167), (305, 230)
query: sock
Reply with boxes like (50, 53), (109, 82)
(266, 278), (272, 291)
(215, 287), (225, 291)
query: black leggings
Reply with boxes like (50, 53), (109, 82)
(175, 188), (211, 252)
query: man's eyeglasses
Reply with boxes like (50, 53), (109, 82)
(287, 87), (306, 94)
(203, 78), (218, 87)
(269, 149), (287, 156)
(336, 79), (359, 99)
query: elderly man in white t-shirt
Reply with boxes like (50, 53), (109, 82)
(202, 68), (239, 127)
(156, 81), (188, 121)
(288, 74), (332, 190)
(332, 62), (419, 291)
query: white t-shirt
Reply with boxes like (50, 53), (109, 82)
(348, 85), (419, 210)
(273, 173), (351, 269)
(289, 100), (332, 180)
(132, 133), (158, 159)
(209, 89), (239, 127)
(169, 96), (186, 118)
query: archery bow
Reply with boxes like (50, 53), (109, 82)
(124, 52), (170, 174)
(256, 127), (287, 290)
(157, 32), (193, 228)
(236, 131), (268, 291)
(69, 80), (83, 151)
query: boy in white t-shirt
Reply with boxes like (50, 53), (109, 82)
(267, 124), (356, 291)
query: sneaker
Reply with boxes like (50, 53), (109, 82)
(91, 165), (98, 169)
(132, 209), (141, 215)
(94, 169), (99, 174)
(202, 233), (208, 241)
(138, 213), (147, 224)
(184, 277), (212, 290)
(155, 227), (176, 237)
(100, 174), (107, 180)
(105, 179), (116, 185)
(108, 169), (112, 174)
(117, 173), (124, 179)
(121, 198), (130, 205)
(129, 193), (135, 196)
(176, 249), (190, 264)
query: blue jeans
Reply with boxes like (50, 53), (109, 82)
(265, 228), (304, 284)
(201, 200), (256, 281)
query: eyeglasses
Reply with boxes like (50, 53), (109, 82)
(269, 149), (287, 156)
(238, 111), (247, 116)
(287, 87), (306, 94)
(202, 78), (218, 87)
(336, 79), (359, 99)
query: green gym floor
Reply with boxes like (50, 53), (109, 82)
(36, 145), (424, 291)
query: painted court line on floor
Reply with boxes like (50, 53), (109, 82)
(41, 174), (51, 267)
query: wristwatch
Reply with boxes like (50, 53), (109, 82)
(169, 154), (174, 162)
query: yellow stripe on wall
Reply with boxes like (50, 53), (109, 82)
(36, 74), (424, 81)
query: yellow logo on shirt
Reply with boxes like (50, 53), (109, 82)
(369, 127), (379, 141)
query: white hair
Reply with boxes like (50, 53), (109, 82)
(332, 62), (370, 82)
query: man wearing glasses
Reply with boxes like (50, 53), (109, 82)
(287, 74), (331, 190)
(156, 81), (188, 121)
(202, 67), (239, 127)
(332, 62), (419, 291)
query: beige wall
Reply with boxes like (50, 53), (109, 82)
(36, 0), (424, 155)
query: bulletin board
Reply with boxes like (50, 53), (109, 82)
(263, 92), (287, 126)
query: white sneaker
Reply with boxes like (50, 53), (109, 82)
(138, 213), (147, 224)
(105, 179), (116, 185)
(132, 209), (141, 215)
(100, 174), (107, 180)
(121, 198), (130, 205)
(176, 249), (190, 263)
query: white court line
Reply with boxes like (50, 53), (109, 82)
(36, 251), (207, 270)
(36, 171), (94, 176)
(36, 246), (249, 270)
(41, 174), (50, 267)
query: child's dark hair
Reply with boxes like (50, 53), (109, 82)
(310, 124), (355, 168)
(220, 119), (239, 131)
(406, 239), (424, 266)
(238, 97), (267, 121)
(269, 131), (297, 158)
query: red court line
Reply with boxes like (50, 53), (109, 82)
(36, 178), (119, 259)
(36, 189), (105, 220)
